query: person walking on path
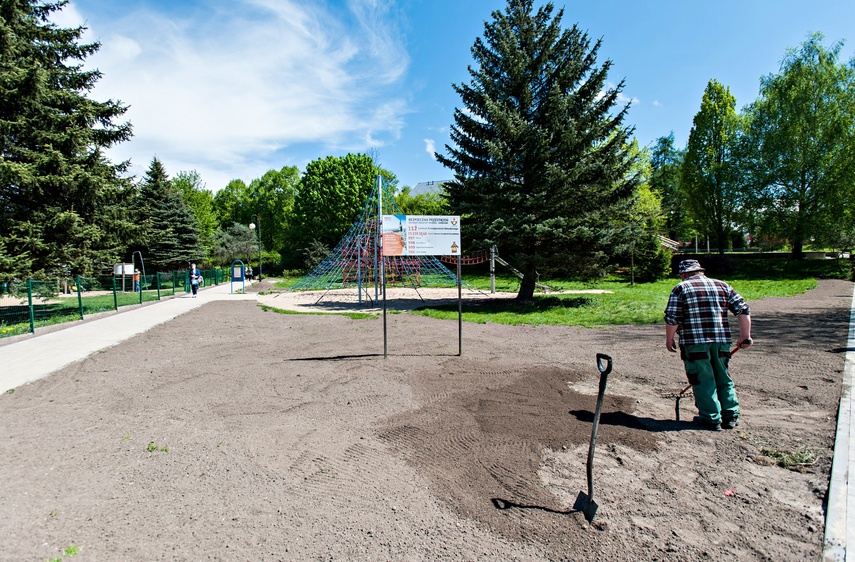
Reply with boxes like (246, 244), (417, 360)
(664, 259), (753, 431)
(189, 263), (201, 298)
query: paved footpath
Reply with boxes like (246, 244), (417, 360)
(0, 280), (852, 559)
(824, 284), (855, 561)
(0, 282), (254, 391)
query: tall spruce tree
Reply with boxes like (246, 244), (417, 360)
(436, 0), (639, 300)
(0, 0), (133, 278)
(136, 157), (204, 271)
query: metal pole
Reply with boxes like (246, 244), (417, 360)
(382, 251), (387, 358)
(27, 279), (35, 334)
(357, 240), (362, 305)
(378, 176), (387, 357)
(490, 245), (496, 294)
(112, 276), (119, 310)
(258, 218), (262, 282)
(458, 257), (462, 356)
(375, 176), (382, 302)
(76, 275), (84, 320)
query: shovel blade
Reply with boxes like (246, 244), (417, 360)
(573, 491), (598, 522)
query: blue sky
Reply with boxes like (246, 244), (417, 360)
(55, 0), (855, 192)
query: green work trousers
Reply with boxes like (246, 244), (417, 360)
(682, 343), (740, 424)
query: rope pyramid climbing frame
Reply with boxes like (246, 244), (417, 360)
(290, 178), (463, 294)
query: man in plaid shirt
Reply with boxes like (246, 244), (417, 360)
(664, 259), (753, 431)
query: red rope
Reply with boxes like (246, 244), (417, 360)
(439, 249), (490, 265)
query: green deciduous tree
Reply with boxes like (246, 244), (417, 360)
(603, 140), (670, 284)
(742, 34), (855, 258)
(290, 153), (396, 264)
(436, 0), (639, 300)
(0, 0), (133, 278)
(681, 79), (743, 255)
(394, 185), (448, 216)
(247, 166), (299, 258)
(213, 179), (247, 228)
(212, 167), (300, 268)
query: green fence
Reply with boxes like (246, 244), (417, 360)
(0, 268), (226, 340)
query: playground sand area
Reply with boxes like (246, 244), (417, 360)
(253, 284), (612, 315)
(0, 279), (849, 560)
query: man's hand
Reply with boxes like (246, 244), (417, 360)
(666, 336), (677, 353)
(737, 337), (753, 349)
(665, 324), (678, 353)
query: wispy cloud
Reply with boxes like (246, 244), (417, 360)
(423, 138), (436, 159)
(61, 0), (411, 188)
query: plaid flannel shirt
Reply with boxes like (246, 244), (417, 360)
(664, 274), (750, 346)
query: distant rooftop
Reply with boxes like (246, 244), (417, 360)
(410, 180), (452, 196)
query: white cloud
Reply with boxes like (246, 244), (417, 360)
(423, 138), (436, 159)
(617, 91), (640, 105)
(652, 100), (662, 107)
(49, 2), (85, 28)
(68, 0), (411, 189)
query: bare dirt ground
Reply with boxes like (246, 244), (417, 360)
(0, 279), (850, 561)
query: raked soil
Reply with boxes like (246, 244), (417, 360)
(0, 278), (850, 561)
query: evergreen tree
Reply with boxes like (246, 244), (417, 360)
(172, 170), (217, 256)
(436, 0), (639, 300)
(649, 133), (687, 242)
(681, 80), (742, 255)
(0, 0), (133, 278)
(136, 158), (204, 271)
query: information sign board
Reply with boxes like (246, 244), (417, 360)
(381, 215), (461, 256)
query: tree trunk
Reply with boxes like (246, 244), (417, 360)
(791, 238), (805, 259)
(517, 271), (537, 302)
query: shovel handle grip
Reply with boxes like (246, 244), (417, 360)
(596, 353), (612, 376)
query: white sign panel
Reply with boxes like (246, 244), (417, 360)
(382, 215), (461, 256)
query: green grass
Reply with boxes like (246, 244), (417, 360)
(47, 543), (80, 561)
(759, 446), (818, 471)
(260, 303), (375, 321)
(413, 258), (846, 327)
(0, 289), (175, 339)
(146, 441), (169, 453)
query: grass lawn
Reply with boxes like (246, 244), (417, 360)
(0, 289), (173, 338)
(277, 257), (850, 327)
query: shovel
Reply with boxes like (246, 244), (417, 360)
(573, 353), (612, 522)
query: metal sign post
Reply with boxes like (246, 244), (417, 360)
(229, 260), (245, 294)
(380, 213), (462, 356)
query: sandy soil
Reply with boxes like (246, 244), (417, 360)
(0, 279), (849, 561)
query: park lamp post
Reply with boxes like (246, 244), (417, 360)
(249, 215), (262, 282)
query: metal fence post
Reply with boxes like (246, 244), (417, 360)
(172, 270), (177, 296)
(139, 277), (143, 305)
(76, 275), (84, 320)
(112, 276), (118, 310)
(156, 272), (161, 300)
(27, 279), (35, 334)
